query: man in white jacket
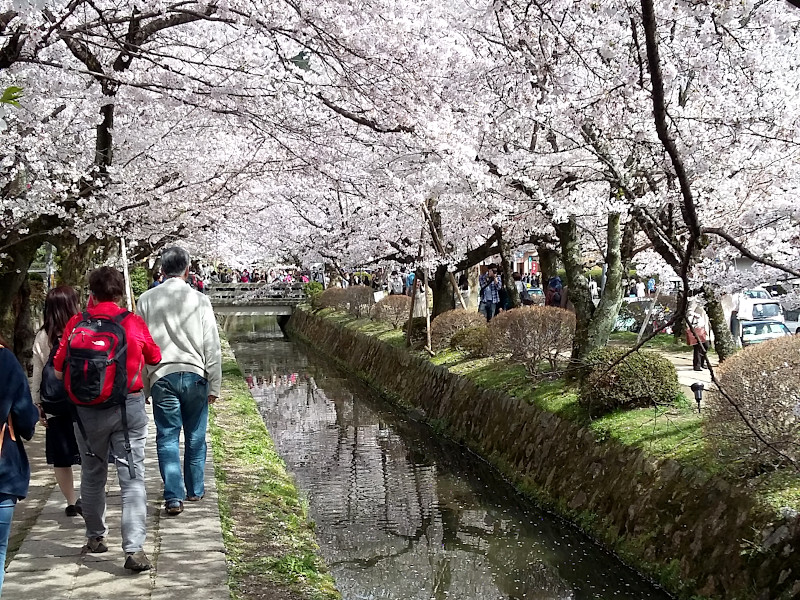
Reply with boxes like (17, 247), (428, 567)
(137, 247), (221, 516)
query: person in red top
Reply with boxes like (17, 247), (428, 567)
(53, 266), (161, 573)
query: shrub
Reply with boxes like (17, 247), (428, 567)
(430, 309), (486, 351)
(129, 266), (149, 299)
(579, 347), (680, 416)
(345, 285), (375, 318)
(450, 326), (490, 357)
(374, 295), (411, 328)
(317, 287), (350, 311)
(487, 306), (575, 374)
(303, 281), (324, 309)
(402, 316), (429, 347)
(705, 335), (800, 470)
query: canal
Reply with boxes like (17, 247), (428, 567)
(224, 317), (672, 600)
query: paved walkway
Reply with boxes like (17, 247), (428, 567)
(4, 405), (229, 599)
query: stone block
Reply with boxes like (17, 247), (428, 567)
(153, 551), (228, 588)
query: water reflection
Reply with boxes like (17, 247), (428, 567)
(229, 322), (671, 600)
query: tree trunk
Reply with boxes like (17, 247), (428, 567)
(556, 216), (594, 361)
(12, 277), (34, 372)
(494, 225), (520, 309)
(537, 244), (559, 288)
(431, 264), (455, 318)
(55, 233), (105, 294)
(0, 236), (40, 351)
(703, 283), (737, 362)
(585, 214), (625, 359)
(557, 214), (626, 364)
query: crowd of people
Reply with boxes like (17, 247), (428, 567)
(0, 246), (221, 592)
(209, 268), (310, 285)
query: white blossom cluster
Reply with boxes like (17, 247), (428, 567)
(0, 0), (797, 288)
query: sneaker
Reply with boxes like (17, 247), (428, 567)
(83, 536), (108, 553)
(165, 500), (184, 515)
(186, 495), (204, 502)
(65, 505), (79, 517)
(124, 550), (152, 572)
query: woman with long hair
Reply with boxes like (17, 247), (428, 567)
(0, 334), (39, 592)
(31, 286), (82, 515)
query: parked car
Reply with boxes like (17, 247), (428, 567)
(524, 285), (545, 304)
(739, 320), (792, 347)
(525, 285), (544, 297)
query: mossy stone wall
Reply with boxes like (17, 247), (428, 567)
(289, 308), (800, 600)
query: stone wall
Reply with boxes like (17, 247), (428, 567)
(289, 308), (800, 600)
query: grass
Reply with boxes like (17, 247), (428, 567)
(317, 307), (406, 348)
(588, 401), (709, 469)
(308, 308), (800, 513)
(609, 331), (693, 353)
(750, 469), (800, 512)
(210, 337), (340, 600)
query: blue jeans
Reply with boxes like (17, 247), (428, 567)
(478, 300), (497, 322)
(0, 495), (17, 594)
(151, 373), (209, 502)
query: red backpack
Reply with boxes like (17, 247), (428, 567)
(64, 311), (131, 408)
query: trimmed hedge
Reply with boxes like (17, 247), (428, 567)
(707, 334), (800, 470)
(430, 309), (487, 351)
(580, 347), (680, 416)
(374, 295), (411, 329)
(487, 306), (575, 374)
(402, 316), (429, 347)
(317, 287), (350, 311)
(450, 325), (489, 357)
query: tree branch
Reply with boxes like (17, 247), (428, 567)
(702, 227), (800, 278)
(315, 93), (414, 134)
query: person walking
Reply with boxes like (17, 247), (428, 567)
(686, 301), (711, 371)
(0, 336), (39, 594)
(53, 267), (162, 572)
(31, 286), (82, 517)
(137, 247), (222, 517)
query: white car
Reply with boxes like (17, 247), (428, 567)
(740, 320), (792, 347)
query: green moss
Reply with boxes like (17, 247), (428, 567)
(750, 469), (800, 512)
(211, 337), (340, 600)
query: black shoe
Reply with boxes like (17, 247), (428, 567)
(83, 536), (108, 553)
(693, 366), (703, 371)
(65, 505), (79, 517)
(124, 550), (152, 572)
(75, 498), (83, 515)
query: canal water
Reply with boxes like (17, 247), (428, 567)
(224, 316), (672, 600)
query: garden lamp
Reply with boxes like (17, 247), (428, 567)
(690, 382), (704, 413)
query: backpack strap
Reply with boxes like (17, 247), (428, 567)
(119, 401), (136, 479)
(112, 310), (131, 324)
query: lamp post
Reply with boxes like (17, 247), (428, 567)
(690, 382), (704, 413)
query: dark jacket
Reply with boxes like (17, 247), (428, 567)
(0, 348), (39, 499)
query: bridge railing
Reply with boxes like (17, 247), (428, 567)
(206, 282), (306, 305)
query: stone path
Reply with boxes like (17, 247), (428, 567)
(4, 406), (229, 600)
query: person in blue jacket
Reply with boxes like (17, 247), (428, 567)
(0, 335), (39, 593)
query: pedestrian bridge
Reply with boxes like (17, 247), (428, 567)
(207, 282), (306, 316)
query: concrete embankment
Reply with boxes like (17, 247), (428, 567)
(288, 307), (800, 600)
